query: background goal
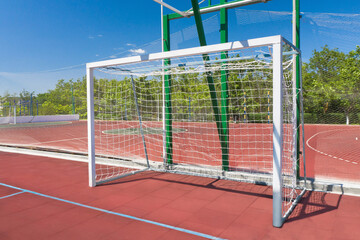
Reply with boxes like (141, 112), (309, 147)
(87, 35), (306, 227)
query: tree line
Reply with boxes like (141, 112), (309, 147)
(1, 45), (359, 125)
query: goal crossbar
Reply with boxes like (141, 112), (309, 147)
(87, 35), (297, 69)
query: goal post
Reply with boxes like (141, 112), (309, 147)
(87, 35), (306, 227)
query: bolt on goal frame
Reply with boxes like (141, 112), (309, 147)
(87, 35), (306, 227)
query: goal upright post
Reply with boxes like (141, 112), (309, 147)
(87, 66), (96, 187)
(272, 40), (284, 227)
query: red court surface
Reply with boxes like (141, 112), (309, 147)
(304, 124), (360, 183)
(0, 151), (360, 239)
(0, 121), (359, 184)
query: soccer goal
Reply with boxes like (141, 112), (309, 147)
(87, 35), (306, 227)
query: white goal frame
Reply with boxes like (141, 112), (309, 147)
(86, 35), (305, 227)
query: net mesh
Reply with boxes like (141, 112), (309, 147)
(90, 39), (302, 216)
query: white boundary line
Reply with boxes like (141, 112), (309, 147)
(29, 137), (88, 145)
(0, 182), (224, 240)
(306, 129), (359, 165)
(0, 146), (88, 163)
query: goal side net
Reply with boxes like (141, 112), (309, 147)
(86, 35), (306, 227)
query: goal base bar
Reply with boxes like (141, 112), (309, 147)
(96, 168), (150, 186)
(275, 188), (306, 228)
(92, 155), (291, 187)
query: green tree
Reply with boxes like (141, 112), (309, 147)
(338, 46), (360, 124)
(303, 45), (360, 124)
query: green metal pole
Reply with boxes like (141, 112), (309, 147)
(294, 0), (301, 179)
(71, 84), (75, 114)
(163, 14), (173, 165)
(220, 0), (229, 171)
(191, 0), (228, 170)
(191, 0), (207, 46)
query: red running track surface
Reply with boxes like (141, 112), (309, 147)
(0, 120), (359, 184)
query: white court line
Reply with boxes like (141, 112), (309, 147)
(0, 191), (25, 199)
(306, 129), (359, 165)
(30, 136), (88, 145)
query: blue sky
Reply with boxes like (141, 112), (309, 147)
(1, 0), (360, 95)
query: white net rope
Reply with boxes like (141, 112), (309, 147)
(281, 47), (298, 216)
(92, 43), (300, 214)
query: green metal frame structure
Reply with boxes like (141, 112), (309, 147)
(166, 0), (269, 20)
(220, 0), (230, 171)
(294, 0), (301, 179)
(190, 0), (228, 170)
(161, 0), (301, 176)
(163, 14), (173, 164)
(162, 0), (237, 169)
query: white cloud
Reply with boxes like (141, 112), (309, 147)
(126, 43), (136, 47)
(129, 48), (146, 55)
(109, 55), (117, 58)
(88, 34), (103, 39)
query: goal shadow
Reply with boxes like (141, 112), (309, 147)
(286, 190), (342, 223)
(100, 170), (274, 199)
